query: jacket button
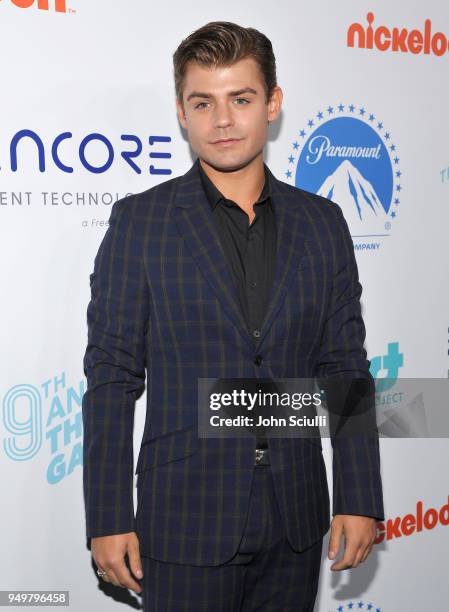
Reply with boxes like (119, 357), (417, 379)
(254, 355), (263, 366)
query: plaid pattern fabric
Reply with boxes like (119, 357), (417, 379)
(82, 157), (384, 566)
(139, 466), (323, 610)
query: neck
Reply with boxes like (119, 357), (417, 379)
(199, 155), (265, 207)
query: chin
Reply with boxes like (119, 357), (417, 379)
(200, 155), (252, 173)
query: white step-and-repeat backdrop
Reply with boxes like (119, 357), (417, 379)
(1, 1), (448, 610)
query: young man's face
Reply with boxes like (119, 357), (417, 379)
(176, 57), (282, 172)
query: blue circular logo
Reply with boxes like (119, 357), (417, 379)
(331, 601), (382, 611)
(286, 104), (402, 246)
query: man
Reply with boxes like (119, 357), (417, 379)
(82, 21), (384, 611)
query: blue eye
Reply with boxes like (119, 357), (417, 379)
(194, 98), (250, 110)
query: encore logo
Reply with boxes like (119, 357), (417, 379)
(0, 0), (67, 12)
(347, 12), (449, 57)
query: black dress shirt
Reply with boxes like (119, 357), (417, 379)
(198, 162), (277, 449)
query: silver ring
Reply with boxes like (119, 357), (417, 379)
(97, 569), (108, 577)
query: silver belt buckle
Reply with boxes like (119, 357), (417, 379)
(255, 448), (269, 465)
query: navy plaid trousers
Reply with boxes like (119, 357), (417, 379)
(139, 464), (323, 611)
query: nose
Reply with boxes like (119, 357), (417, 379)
(213, 101), (234, 129)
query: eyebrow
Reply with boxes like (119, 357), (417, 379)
(186, 87), (258, 102)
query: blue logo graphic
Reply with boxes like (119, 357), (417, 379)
(370, 341), (404, 392)
(2, 372), (84, 484)
(4, 129), (173, 175)
(332, 602), (382, 611)
(286, 104), (402, 247)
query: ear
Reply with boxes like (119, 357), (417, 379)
(267, 86), (283, 123)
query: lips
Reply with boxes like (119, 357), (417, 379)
(212, 138), (242, 146)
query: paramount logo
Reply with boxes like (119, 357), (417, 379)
(0, 0), (67, 12)
(292, 103), (400, 242)
(347, 11), (449, 57)
(306, 135), (381, 165)
(317, 160), (388, 231)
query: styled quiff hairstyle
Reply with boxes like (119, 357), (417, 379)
(173, 21), (277, 109)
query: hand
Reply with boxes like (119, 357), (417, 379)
(91, 532), (143, 593)
(328, 514), (377, 571)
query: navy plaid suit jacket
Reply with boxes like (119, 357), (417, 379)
(82, 157), (384, 566)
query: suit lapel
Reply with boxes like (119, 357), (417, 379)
(172, 158), (311, 352)
(173, 159), (250, 344)
(256, 166), (311, 351)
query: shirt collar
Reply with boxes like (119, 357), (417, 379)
(198, 160), (272, 211)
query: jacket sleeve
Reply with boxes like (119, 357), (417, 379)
(82, 196), (149, 538)
(314, 203), (385, 522)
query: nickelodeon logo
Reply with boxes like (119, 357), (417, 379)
(0, 0), (67, 12)
(375, 495), (449, 544)
(348, 12), (449, 57)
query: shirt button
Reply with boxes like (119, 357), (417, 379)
(252, 329), (261, 338)
(249, 280), (257, 288)
(254, 355), (263, 366)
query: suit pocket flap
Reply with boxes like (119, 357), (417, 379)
(135, 424), (199, 473)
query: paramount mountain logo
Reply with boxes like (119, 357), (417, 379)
(286, 104), (402, 251)
(317, 159), (387, 234)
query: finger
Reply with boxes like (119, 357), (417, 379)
(111, 559), (143, 594)
(359, 543), (373, 564)
(127, 539), (144, 581)
(103, 566), (122, 588)
(351, 544), (366, 568)
(331, 540), (359, 571)
(328, 521), (343, 560)
(96, 566), (111, 584)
